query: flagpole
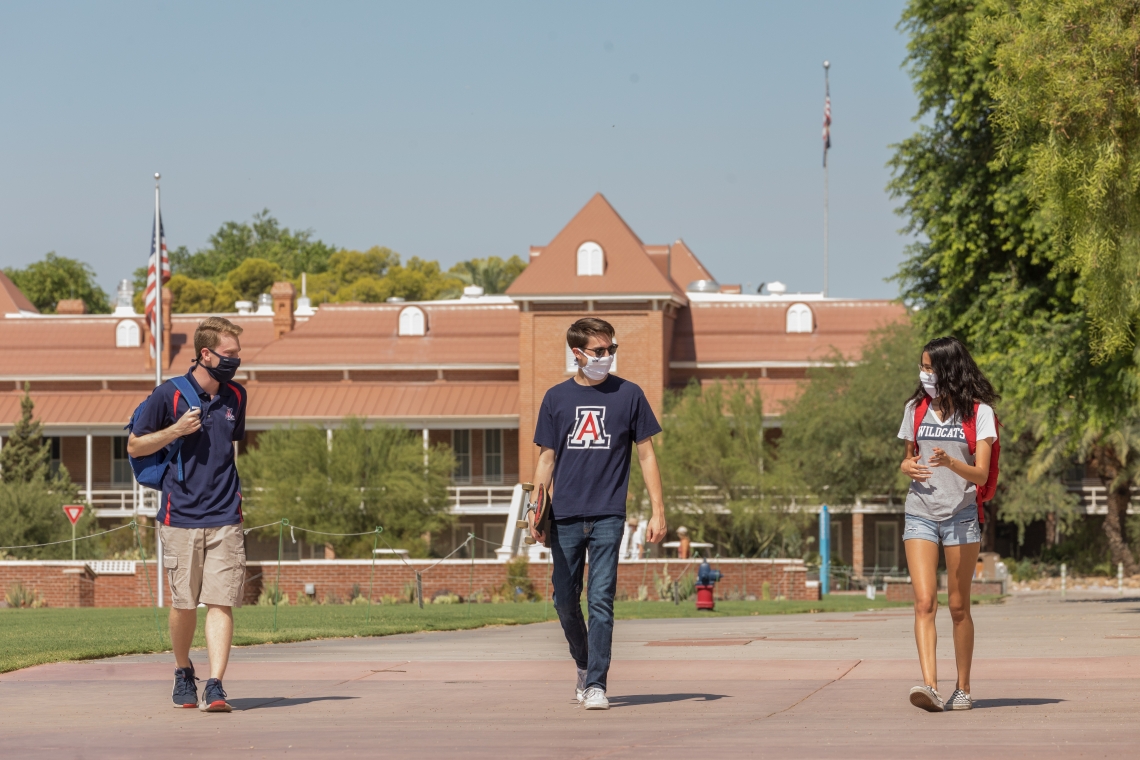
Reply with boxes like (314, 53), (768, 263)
(154, 173), (163, 388)
(823, 61), (830, 299)
(153, 172), (164, 609)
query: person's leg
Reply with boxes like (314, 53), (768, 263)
(160, 525), (204, 669)
(944, 527), (981, 694)
(550, 519), (590, 672)
(904, 535), (941, 689)
(169, 608), (197, 668)
(204, 605), (234, 680)
(583, 516), (624, 692)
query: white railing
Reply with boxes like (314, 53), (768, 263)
(1068, 484), (1140, 514)
(448, 485), (516, 512)
(90, 486), (159, 518)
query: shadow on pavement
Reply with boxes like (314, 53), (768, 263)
(231, 696), (359, 711)
(972, 698), (1065, 709)
(608, 693), (729, 707)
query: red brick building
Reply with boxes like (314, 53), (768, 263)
(1, 194), (909, 575)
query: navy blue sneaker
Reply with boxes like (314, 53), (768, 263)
(172, 661), (198, 708)
(199, 678), (232, 712)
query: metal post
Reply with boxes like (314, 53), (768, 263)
(366, 526), (381, 625)
(1061, 563), (1066, 598)
(273, 519), (286, 632)
(71, 521), (76, 561)
(819, 504), (830, 596)
(156, 528), (164, 608)
(416, 571), (424, 609)
(85, 433), (93, 505)
(822, 61), (830, 298)
(1119, 562), (1125, 596)
(154, 174), (163, 388)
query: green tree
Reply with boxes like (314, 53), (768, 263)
(777, 323), (920, 506)
(0, 386), (51, 484)
(635, 379), (811, 558)
(238, 419), (455, 557)
(224, 258), (285, 302)
(173, 210), (338, 281)
(446, 256), (527, 295)
(0, 481), (92, 559)
(4, 253), (110, 314)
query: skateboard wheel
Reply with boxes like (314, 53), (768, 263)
(515, 520), (529, 528)
(521, 482), (535, 492)
(524, 537), (536, 545)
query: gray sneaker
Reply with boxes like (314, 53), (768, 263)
(909, 684), (944, 712)
(575, 667), (587, 703)
(582, 686), (609, 710)
(945, 688), (973, 710)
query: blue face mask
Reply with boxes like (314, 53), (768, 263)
(201, 348), (241, 383)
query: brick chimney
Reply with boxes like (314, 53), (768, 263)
(145, 287), (174, 369)
(56, 299), (86, 314)
(271, 281), (296, 339)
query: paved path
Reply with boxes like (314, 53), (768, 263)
(2, 593), (1138, 758)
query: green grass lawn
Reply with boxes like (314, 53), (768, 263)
(0, 595), (930, 674)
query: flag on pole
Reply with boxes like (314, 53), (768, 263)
(822, 94), (831, 167)
(145, 214), (170, 358)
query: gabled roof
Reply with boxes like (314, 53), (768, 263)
(668, 239), (715, 289)
(0, 272), (38, 314)
(507, 194), (686, 301)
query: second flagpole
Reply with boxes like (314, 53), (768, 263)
(823, 61), (830, 299)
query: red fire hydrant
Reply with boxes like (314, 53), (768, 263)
(695, 559), (722, 611)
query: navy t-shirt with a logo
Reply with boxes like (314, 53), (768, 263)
(131, 368), (247, 528)
(533, 376), (661, 520)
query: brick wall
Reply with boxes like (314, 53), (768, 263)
(0, 558), (817, 607)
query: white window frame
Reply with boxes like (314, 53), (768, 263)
(452, 430), (471, 483)
(576, 242), (605, 276)
(398, 306), (426, 336)
(875, 521), (899, 570)
(115, 320), (141, 347)
(483, 429), (503, 484)
(785, 303), (814, 333)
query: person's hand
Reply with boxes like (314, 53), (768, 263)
(528, 510), (546, 545)
(645, 512), (667, 544)
(901, 452), (931, 482)
(929, 447), (956, 470)
(170, 408), (202, 438)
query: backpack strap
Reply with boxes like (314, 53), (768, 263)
(962, 402), (979, 455)
(167, 376), (202, 482)
(912, 397), (931, 455)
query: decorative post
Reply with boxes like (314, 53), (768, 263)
(819, 504), (830, 596)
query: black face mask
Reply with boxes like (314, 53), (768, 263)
(200, 348), (241, 384)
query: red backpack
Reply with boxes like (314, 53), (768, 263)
(912, 397), (1001, 524)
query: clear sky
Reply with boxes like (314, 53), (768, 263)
(1, 1), (916, 300)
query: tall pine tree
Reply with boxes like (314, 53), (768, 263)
(0, 384), (51, 484)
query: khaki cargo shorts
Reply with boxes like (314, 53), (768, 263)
(158, 524), (246, 609)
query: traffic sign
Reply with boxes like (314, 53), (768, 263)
(63, 504), (85, 525)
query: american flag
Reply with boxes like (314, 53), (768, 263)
(822, 94), (831, 167)
(145, 214), (170, 357)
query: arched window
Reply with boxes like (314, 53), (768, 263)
(785, 303), (814, 334)
(398, 306), (426, 336)
(115, 320), (140, 347)
(576, 242), (605, 276)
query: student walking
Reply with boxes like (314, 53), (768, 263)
(528, 318), (668, 710)
(128, 317), (247, 712)
(898, 337), (998, 712)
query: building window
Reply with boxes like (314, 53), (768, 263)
(565, 343), (617, 374)
(112, 436), (132, 485)
(49, 437), (62, 477)
(398, 306), (426, 336)
(576, 242), (604, 276)
(785, 303), (814, 333)
(875, 521), (899, 570)
(452, 430), (471, 483)
(115, 320), (140, 347)
(482, 524), (505, 558)
(484, 429), (503, 484)
(830, 520), (844, 564)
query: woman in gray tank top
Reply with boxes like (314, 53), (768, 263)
(897, 337), (999, 713)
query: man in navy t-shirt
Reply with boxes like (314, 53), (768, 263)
(530, 317), (667, 710)
(128, 317), (247, 713)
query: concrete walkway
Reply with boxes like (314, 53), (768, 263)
(2, 593), (1138, 758)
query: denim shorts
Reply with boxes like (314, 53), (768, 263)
(903, 509), (981, 547)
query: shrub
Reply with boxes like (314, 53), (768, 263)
(5, 582), (45, 608)
(257, 583), (288, 606)
(499, 556), (540, 601)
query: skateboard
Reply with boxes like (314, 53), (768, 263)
(516, 482), (552, 548)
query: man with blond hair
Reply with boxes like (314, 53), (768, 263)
(128, 316), (247, 712)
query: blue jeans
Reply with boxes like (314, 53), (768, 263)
(550, 515), (624, 692)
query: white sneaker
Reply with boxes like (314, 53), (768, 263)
(582, 686), (609, 710)
(909, 684), (945, 712)
(575, 667), (587, 703)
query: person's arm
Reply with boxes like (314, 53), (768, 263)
(929, 438), (993, 485)
(900, 439), (932, 482)
(528, 446), (556, 543)
(636, 436), (667, 543)
(127, 409), (202, 457)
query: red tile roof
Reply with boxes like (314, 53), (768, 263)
(0, 272), (38, 314)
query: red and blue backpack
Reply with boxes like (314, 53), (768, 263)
(125, 376), (201, 490)
(912, 397), (1001, 523)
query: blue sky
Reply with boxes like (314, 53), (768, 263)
(0, 1), (917, 300)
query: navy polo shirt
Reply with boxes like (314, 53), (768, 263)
(132, 368), (247, 528)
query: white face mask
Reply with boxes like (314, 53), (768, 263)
(920, 370), (938, 398)
(577, 349), (614, 381)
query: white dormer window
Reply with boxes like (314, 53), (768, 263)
(785, 303), (814, 334)
(115, 320), (141, 347)
(576, 242), (605, 276)
(398, 306), (426, 336)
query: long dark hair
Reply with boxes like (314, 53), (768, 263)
(907, 336), (999, 421)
